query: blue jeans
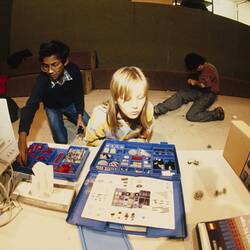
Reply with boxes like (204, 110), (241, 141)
(155, 88), (219, 122)
(45, 104), (90, 144)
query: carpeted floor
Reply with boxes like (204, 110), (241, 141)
(12, 89), (250, 150)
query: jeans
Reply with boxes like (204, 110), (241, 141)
(45, 104), (90, 144)
(155, 88), (219, 122)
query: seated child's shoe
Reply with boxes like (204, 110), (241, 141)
(215, 106), (225, 120)
(153, 107), (160, 119)
(154, 112), (159, 119)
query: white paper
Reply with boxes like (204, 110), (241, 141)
(30, 162), (54, 198)
(81, 174), (175, 230)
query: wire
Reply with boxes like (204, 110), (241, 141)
(0, 163), (23, 227)
(0, 181), (12, 227)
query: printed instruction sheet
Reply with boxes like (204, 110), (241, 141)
(81, 174), (175, 229)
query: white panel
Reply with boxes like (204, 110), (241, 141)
(0, 99), (18, 175)
(238, 1), (250, 26)
(213, 0), (237, 20)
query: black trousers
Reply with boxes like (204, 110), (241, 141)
(155, 88), (220, 122)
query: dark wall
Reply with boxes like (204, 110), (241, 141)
(9, 0), (250, 83)
(0, 0), (12, 60)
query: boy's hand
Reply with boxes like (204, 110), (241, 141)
(76, 114), (86, 137)
(17, 132), (28, 166)
(187, 79), (206, 88)
(187, 78), (196, 86)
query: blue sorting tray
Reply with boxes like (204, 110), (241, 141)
(90, 140), (180, 181)
(16, 142), (90, 182)
(67, 140), (187, 238)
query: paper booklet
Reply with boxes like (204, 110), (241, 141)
(81, 173), (175, 230)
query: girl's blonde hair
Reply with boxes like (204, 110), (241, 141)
(107, 66), (150, 135)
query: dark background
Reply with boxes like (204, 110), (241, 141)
(1, 0), (250, 82)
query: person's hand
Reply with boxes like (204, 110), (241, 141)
(77, 114), (85, 130)
(17, 132), (28, 166)
(187, 78), (196, 86)
(188, 79), (206, 88)
(140, 128), (152, 141)
(76, 114), (86, 138)
(121, 128), (142, 141)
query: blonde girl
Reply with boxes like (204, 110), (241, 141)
(84, 66), (154, 146)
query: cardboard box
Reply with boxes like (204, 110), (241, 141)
(223, 120), (250, 191)
(81, 70), (93, 94)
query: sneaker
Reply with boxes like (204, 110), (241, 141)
(154, 112), (159, 119)
(153, 107), (160, 119)
(215, 106), (225, 120)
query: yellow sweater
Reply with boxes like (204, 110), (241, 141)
(85, 102), (154, 146)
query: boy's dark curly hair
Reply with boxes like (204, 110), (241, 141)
(185, 53), (206, 71)
(39, 40), (69, 63)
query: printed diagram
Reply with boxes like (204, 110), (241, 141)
(112, 188), (151, 208)
(81, 174), (175, 229)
